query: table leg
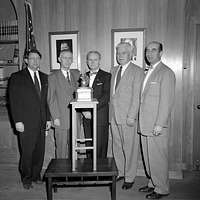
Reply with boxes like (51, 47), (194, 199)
(111, 176), (116, 200)
(47, 177), (53, 200)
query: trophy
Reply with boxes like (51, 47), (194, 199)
(80, 73), (90, 87)
(76, 73), (93, 101)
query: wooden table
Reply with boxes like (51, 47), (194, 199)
(44, 158), (118, 200)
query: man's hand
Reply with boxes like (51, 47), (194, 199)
(54, 118), (60, 126)
(152, 125), (162, 136)
(46, 121), (51, 130)
(15, 122), (24, 133)
(82, 111), (92, 119)
(126, 117), (135, 127)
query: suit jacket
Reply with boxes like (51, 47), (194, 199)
(9, 67), (50, 131)
(109, 62), (144, 125)
(86, 69), (111, 126)
(139, 62), (176, 136)
(48, 69), (80, 130)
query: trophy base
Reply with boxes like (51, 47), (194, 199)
(76, 87), (93, 101)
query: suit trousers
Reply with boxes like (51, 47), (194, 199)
(55, 128), (71, 159)
(83, 118), (109, 159)
(110, 117), (139, 182)
(141, 131), (169, 194)
(19, 127), (45, 184)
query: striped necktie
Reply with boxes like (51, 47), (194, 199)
(115, 66), (122, 91)
(34, 72), (40, 97)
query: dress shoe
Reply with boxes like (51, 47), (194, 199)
(33, 179), (43, 184)
(122, 181), (134, 190)
(32, 177), (43, 184)
(146, 191), (169, 199)
(116, 176), (124, 182)
(139, 185), (154, 193)
(23, 183), (33, 189)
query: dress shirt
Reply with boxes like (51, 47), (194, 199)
(142, 60), (161, 92)
(28, 68), (41, 89)
(113, 61), (131, 95)
(89, 69), (99, 87)
(61, 68), (70, 81)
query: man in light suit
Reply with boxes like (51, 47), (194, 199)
(48, 49), (80, 158)
(138, 41), (176, 199)
(82, 51), (111, 159)
(9, 49), (51, 189)
(109, 42), (144, 190)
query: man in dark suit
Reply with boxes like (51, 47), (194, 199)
(48, 49), (80, 159)
(9, 49), (51, 189)
(82, 51), (111, 159)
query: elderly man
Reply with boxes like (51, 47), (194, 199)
(109, 42), (144, 190)
(48, 49), (80, 159)
(82, 51), (111, 159)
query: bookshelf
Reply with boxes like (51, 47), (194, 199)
(0, 20), (19, 109)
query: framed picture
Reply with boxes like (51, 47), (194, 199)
(49, 31), (80, 70)
(111, 28), (146, 68)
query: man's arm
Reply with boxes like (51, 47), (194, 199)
(127, 68), (144, 126)
(155, 70), (176, 128)
(47, 75), (60, 126)
(96, 73), (111, 109)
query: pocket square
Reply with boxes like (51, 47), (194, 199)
(97, 83), (103, 85)
(150, 81), (157, 84)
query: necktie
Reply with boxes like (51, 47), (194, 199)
(34, 72), (40, 97)
(66, 71), (71, 83)
(115, 66), (122, 91)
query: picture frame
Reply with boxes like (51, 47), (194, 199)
(49, 31), (80, 70)
(111, 28), (146, 68)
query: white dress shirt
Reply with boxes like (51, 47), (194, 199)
(142, 60), (161, 92)
(89, 69), (99, 87)
(28, 68), (41, 89)
(61, 68), (70, 81)
(113, 61), (130, 95)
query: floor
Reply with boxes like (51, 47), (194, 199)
(0, 164), (200, 200)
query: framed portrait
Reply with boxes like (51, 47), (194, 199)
(49, 31), (80, 70)
(111, 28), (146, 68)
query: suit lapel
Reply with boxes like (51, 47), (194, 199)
(56, 70), (75, 97)
(115, 63), (132, 93)
(24, 68), (41, 100)
(142, 62), (163, 98)
(92, 69), (102, 88)
(111, 66), (119, 95)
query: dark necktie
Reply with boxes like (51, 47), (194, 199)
(34, 72), (40, 97)
(67, 71), (71, 83)
(115, 66), (122, 91)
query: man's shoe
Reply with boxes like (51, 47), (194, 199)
(139, 185), (154, 193)
(23, 183), (33, 189)
(122, 181), (134, 190)
(146, 191), (169, 199)
(33, 177), (43, 184)
(116, 176), (124, 182)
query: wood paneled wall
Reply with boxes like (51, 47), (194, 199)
(13, 0), (190, 174)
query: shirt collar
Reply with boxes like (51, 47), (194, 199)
(90, 69), (99, 75)
(121, 61), (131, 69)
(151, 60), (161, 69)
(28, 67), (39, 76)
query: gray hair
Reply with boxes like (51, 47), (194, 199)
(86, 50), (101, 60)
(116, 42), (133, 55)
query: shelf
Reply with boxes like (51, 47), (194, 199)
(0, 40), (18, 44)
(0, 63), (19, 67)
